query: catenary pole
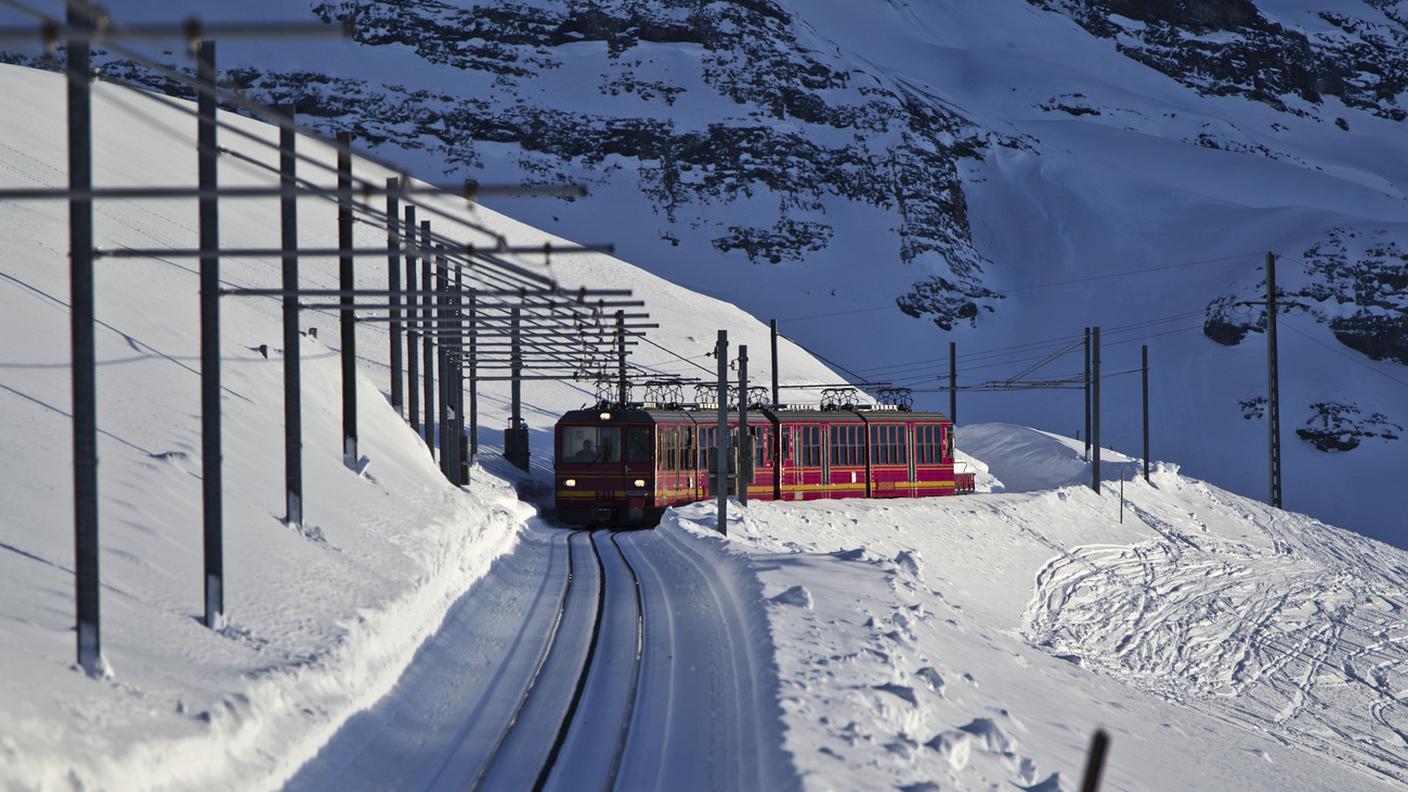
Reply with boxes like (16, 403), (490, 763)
(716, 330), (729, 534)
(68, 0), (102, 676)
(1266, 252), (1283, 509)
(770, 319), (780, 407)
(436, 245), (448, 477)
(421, 219), (435, 455)
(469, 290), (478, 458)
(1083, 327), (1091, 462)
(404, 205), (419, 432)
(739, 344), (749, 506)
(279, 106), (302, 529)
(949, 341), (957, 423)
(510, 305), (525, 470)
(337, 131), (357, 469)
(1091, 325), (1101, 493)
(617, 309), (628, 404)
(386, 177), (403, 416)
(1142, 344), (1150, 483)
(197, 40), (224, 628)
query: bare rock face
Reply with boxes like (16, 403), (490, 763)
(1201, 229), (1408, 367)
(1027, 0), (1408, 121)
(1296, 402), (1401, 452)
(1, 0), (1015, 330)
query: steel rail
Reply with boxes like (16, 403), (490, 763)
(531, 530), (609, 791)
(603, 533), (646, 792)
(468, 530), (585, 792)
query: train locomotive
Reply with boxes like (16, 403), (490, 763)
(553, 401), (975, 527)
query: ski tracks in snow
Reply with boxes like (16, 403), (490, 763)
(1023, 495), (1408, 784)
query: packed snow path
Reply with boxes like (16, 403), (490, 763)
(285, 522), (797, 791)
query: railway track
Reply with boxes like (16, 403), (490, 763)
(471, 529), (645, 792)
(285, 521), (793, 792)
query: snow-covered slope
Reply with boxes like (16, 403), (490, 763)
(669, 423), (1408, 791)
(2, 0), (1401, 546)
(0, 62), (839, 789)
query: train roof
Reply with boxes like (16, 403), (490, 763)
(557, 405), (951, 424)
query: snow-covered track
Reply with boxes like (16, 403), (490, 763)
(478, 529), (646, 792)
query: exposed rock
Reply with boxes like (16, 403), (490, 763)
(1202, 228), (1408, 365)
(1028, 0), (1408, 121)
(2, 0), (1014, 330)
(1296, 402), (1401, 452)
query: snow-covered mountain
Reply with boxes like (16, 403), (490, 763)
(3, 0), (1405, 546)
(2, 56), (1407, 792)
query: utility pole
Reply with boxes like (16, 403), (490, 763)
(1142, 344), (1150, 484)
(468, 289), (478, 458)
(617, 309), (628, 405)
(279, 106), (302, 529)
(337, 131), (357, 470)
(509, 305), (527, 471)
(739, 344), (749, 506)
(770, 319), (780, 407)
(68, 0), (101, 676)
(1265, 252), (1283, 508)
(420, 219), (434, 455)
(949, 341), (957, 424)
(716, 330), (728, 534)
(386, 177), (403, 417)
(436, 245), (449, 478)
(198, 40), (224, 628)
(1091, 326), (1101, 493)
(1083, 327), (1091, 462)
(403, 205), (419, 433)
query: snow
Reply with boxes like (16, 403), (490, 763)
(3, 16), (1407, 790)
(664, 425), (1408, 791)
(0, 61), (835, 789)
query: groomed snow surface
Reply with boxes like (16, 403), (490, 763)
(3, 62), (1407, 791)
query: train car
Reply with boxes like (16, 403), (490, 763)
(553, 402), (971, 527)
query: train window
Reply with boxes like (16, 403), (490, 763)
(945, 426), (954, 461)
(829, 425), (843, 466)
(811, 425), (822, 466)
(561, 426), (620, 463)
(627, 427), (652, 464)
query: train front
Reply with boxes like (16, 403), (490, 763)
(553, 407), (657, 526)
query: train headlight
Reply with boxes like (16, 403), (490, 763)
(599, 411), (611, 421)
(633, 479), (646, 488)
(564, 479), (576, 487)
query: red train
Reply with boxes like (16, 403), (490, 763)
(554, 402), (975, 526)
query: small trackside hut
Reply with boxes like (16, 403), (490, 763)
(554, 401), (975, 527)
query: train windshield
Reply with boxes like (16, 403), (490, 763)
(561, 426), (621, 464)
